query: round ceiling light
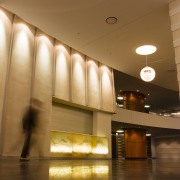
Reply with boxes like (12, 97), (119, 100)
(136, 45), (157, 55)
(140, 66), (155, 82)
(106, 17), (117, 24)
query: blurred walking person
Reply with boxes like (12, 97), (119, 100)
(20, 98), (41, 161)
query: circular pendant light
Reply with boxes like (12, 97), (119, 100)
(140, 66), (155, 82)
(135, 44), (157, 82)
(136, 45), (157, 55)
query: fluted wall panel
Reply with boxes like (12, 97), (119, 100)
(169, 0), (180, 94)
(86, 57), (100, 109)
(54, 41), (71, 101)
(0, 6), (115, 157)
(32, 30), (54, 157)
(0, 8), (13, 152)
(100, 64), (114, 112)
(2, 16), (35, 156)
(71, 50), (86, 106)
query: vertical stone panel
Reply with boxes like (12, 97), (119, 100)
(169, 0), (180, 94)
(0, 7), (13, 154)
(93, 111), (112, 158)
(71, 49), (86, 105)
(54, 41), (71, 101)
(100, 64), (114, 112)
(31, 30), (54, 157)
(52, 102), (92, 134)
(2, 16), (35, 156)
(86, 57), (100, 109)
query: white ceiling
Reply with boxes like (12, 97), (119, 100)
(1, 0), (178, 91)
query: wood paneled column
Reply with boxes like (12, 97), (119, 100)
(125, 129), (147, 158)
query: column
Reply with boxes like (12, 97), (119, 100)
(93, 111), (112, 158)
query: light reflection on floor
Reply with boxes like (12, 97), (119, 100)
(49, 165), (109, 179)
(49, 160), (110, 179)
(0, 159), (180, 180)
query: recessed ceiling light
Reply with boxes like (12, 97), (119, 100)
(118, 104), (123, 107)
(106, 17), (118, 24)
(135, 45), (157, 55)
(116, 130), (124, 133)
(117, 96), (123, 100)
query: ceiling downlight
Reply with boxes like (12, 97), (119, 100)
(106, 17), (117, 24)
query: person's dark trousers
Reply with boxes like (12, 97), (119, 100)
(20, 130), (31, 158)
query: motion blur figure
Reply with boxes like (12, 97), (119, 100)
(20, 98), (42, 161)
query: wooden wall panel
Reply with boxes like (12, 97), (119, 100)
(125, 129), (147, 158)
(54, 41), (71, 101)
(2, 16), (35, 156)
(31, 30), (54, 157)
(86, 57), (100, 109)
(0, 8), (13, 153)
(71, 50), (86, 106)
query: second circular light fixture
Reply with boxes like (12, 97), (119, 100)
(135, 45), (157, 82)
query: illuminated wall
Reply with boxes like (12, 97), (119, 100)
(2, 16), (35, 156)
(0, 6), (115, 157)
(169, 1), (180, 95)
(0, 8), (13, 152)
(50, 131), (108, 157)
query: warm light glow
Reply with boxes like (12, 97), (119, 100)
(136, 45), (157, 55)
(92, 166), (109, 174)
(92, 138), (108, 155)
(146, 133), (151, 136)
(101, 66), (112, 96)
(140, 66), (155, 82)
(50, 131), (108, 156)
(117, 96), (123, 100)
(51, 145), (72, 154)
(72, 143), (92, 154)
(72, 53), (85, 100)
(72, 166), (91, 178)
(0, 12), (6, 56)
(118, 104), (123, 107)
(144, 104), (150, 108)
(116, 130), (124, 133)
(171, 112), (180, 117)
(36, 35), (53, 77)
(87, 60), (100, 103)
(49, 167), (72, 178)
(49, 165), (109, 179)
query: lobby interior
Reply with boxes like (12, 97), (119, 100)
(0, 0), (180, 179)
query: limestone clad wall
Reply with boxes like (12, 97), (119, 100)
(169, 0), (180, 94)
(0, 6), (115, 157)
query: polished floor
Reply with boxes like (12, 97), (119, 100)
(0, 158), (180, 180)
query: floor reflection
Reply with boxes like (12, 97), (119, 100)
(49, 160), (111, 179)
(49, 165), (109, 179)
(0, 159), (180, 180)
